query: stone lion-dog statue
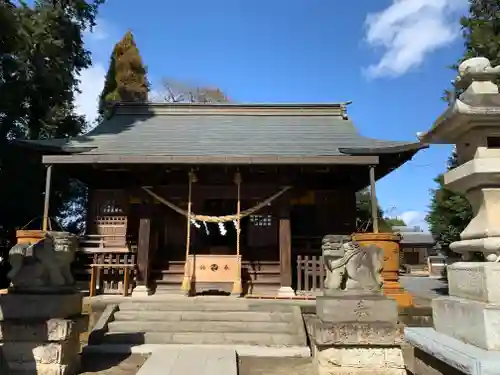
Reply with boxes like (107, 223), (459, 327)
(8, 231), (77, 291)
(322, 234), (383, 293)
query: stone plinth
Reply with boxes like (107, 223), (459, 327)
(405, 262), (500, 374)
(352, 232), (413, 307)
(311, 293), (405, 375)
(0, 292), (84, 375)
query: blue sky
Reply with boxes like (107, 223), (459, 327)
(76, 0), (469, 231)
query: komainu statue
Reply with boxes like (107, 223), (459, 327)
(8, 231), (77, 291)
(322, 234), (383, 293)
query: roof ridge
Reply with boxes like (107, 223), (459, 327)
(110, 102), (352, 119)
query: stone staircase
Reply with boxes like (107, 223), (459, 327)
(92, 298), (309, 353)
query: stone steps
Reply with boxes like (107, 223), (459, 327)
(117, 301), (295, 312)
(95, 299), (308, 349)
(114, 310), (294, 322)
(102, 331), (303, 346)
(108, 320), (295, 333)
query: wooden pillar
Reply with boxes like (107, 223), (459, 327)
(369, 165), (379, 233)
(42, 164), (53, 232)
(278, 193), (294, 297)
(133, 204), (152, 296)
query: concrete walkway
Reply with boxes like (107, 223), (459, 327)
(136, 347), (237, 375)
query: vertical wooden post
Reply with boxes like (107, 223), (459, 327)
(369, 165), (379, 233)
(181, 171), (196, 295)
(231, 171), (242, 296)
(278, 192), (294, 297)
(133, 204), (152, 296)
(42, 164), (53, 232)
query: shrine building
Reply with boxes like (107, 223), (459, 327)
(16, 102), (426, 297)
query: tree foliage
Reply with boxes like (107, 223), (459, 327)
(384, 217), (406, 228)
(426, 152), (473, 250)
(98, 30), (149, 118)
(0, 0), (104, 242)
(444, 0), (500, 101)
(355, 189), (393, 233)
(152, 78), (229, 103)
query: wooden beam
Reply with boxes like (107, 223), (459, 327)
(136, 214), (152, 288)
(42, 154), (380, 165)
(42, 164), (53, 232)
(369, 165), (379, 233)
(278, 194), (293, 292)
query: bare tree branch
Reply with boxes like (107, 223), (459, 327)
(151, 78), (230, 103)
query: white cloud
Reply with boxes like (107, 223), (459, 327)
(74, 18), (113, 126)
(84, 18), (110, 41)
(400, 210), (429, 231)
(75, 63), (106, 126)
(364, 0), (467, 78)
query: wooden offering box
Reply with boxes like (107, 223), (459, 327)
(186, 254), (241, 294)
(16, 230), (45, 245)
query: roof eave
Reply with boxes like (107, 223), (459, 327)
(338, 142), (428, 155)
(9, 139), (95, 154)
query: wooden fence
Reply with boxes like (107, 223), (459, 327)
(75, 234), (137, 296)
(296, 255), (325, 296)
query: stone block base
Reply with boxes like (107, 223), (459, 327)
(316, 294), (398, 323)
(314, 346), (405, 375)
(447, 262), (500, 303)
(131, 285), (152, 297)
(432, 296), (500, 350)
(0, 293), (82, 320)
(405, 327), (500, 375)
(277, 286), (295, 297)
(0, 293), (84, 374)
(7, 361), (79, 375)
(310, 316), (402, 346)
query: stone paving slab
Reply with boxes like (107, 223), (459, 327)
(137, 347), (237, 375)
(238, 357), (315, 375)
(78, 354), (149, 375)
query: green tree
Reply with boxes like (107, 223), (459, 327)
(384, 217), (406, 228)
(426, 151), (473, 250)
(355, 189), (392, 233)
(0, 0), (104, 241)
(98, 30), (149, 118)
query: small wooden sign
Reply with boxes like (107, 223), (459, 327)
(186, 254), (241, 283)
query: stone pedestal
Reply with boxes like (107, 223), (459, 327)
(352, 232), (413, 307)
(405, 262), (500, 375)
(311, 293), (405, 375)
(0, 293), (84, 375)
(131, 285), (152, 297)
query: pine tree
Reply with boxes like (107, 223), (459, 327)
(98, 30), (149, 118)
(427, 0), (499, 249)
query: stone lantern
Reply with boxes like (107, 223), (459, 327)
(405, 57), (500, 375)
(419, 56), (500, 261)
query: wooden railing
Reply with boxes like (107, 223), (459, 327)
(296, 255), (324, 296)
(77, 235), (137, 296)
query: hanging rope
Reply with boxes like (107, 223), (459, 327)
(235, 172), (241, 259)
(181, 170), (197, 293)
(142, 185), (291, 223)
